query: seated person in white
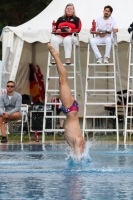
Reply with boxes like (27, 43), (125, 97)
(90, 5), (118, 64)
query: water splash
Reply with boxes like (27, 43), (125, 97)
(66, 141), (92, 165)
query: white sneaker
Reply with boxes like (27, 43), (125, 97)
(103, 57), (109, 64)
(97, 57), (102, 64)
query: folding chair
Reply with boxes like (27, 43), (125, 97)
(8, 104), (31, 142)
(20, 104), (30, 142)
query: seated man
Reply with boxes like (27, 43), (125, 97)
(0, 81), (22, 143)
(117, 89), (131, 105)
(90, 5), (118, 64)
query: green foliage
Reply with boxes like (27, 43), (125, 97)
(0, 0), (52, 30)
(86, 132), (125, 141)
(8, 133), (65, 142)
(0, 0), (52, 59)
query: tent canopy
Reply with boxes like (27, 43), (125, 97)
(2, 0), (132, 43)
(1, 0), (133, 115)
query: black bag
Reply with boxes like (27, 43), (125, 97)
(22, 94), (31, 105)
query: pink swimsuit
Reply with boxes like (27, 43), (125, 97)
(60, 100), (79, 114)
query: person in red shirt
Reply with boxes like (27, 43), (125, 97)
(51, 3), (82, 65)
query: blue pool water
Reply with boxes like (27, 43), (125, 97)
(0, 142), (133, 199)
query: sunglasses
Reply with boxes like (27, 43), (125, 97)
(7, 85), (14, 88)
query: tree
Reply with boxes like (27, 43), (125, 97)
(0, 0), (52, 59)
(0, 0), (52, 29)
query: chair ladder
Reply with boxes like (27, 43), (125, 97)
(42, 35), (83, 142)
(124, 33), (133, 143)
(83, 33), (123, 143)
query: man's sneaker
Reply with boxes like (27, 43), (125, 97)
(58, 131), (64, 136)
(103, 57), (109, 64)
(97, 57), (102, 64)
(1, 136), (8, 143)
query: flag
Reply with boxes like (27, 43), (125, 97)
(34, 65), (45, 101)
(29, 63), (40, 102)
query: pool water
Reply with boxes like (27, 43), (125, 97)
(0, 143), (133, 200)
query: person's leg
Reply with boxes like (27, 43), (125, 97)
(63, 35), (78, 63)
(74, 134), (85, 156)
(104, 36), (112, 58)
(90, 36), (103, 59)
(0, 115), (7, 137)
(118, 96), (126, 105)
(50, 35), (63, 63)
(48, 43), (74, 108)
(58, 119), (65, 136)
(8, 112), (21, 121)
(60, 119), (64, 128)
(51, 35), (63, 51)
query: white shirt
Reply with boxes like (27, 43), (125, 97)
(8, 96), (12, 100)
(96, 16), (118, 32)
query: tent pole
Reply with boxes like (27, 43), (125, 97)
(9, 38), (24, 81)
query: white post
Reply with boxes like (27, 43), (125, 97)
(0, 60), (2, 92)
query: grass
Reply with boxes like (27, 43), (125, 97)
(6, 131), (130, 143)
(7, 132), (66, 142)
(86, 132), (125, 141)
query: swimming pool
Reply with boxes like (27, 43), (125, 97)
(0, 142), (133, 200)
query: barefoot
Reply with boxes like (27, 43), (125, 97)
(48, 43), (59, 58)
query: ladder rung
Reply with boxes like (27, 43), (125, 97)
(86, 89), (115, 92)
(126, 103), (133, 105)
(125, 130), (133, 132)
(63, 64), (74, 67)
(84, 129), (124, 132)
(46, 102), (59, 105)
(49, 63), (74, 67)
(83, 129), (117, 132)
(88, 63), (114, 66)
(84, 116), (116, 118)
(47, 89), (75, 93)
(89, 94), (115, 96)
(87, 76), (114, 79)
(50, 93), (82, 96)
(47, 89), (59, 92)
(43, 129), (65, 132)
(45, 116), (66, 119)
(95, 72), (117, 74)
(48, 76), (74, 79)
(86, 102), (116, 105)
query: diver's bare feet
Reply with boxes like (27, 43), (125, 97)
(48, 43), (59, 57)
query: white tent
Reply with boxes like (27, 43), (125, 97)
(1, 0), (133, 116)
